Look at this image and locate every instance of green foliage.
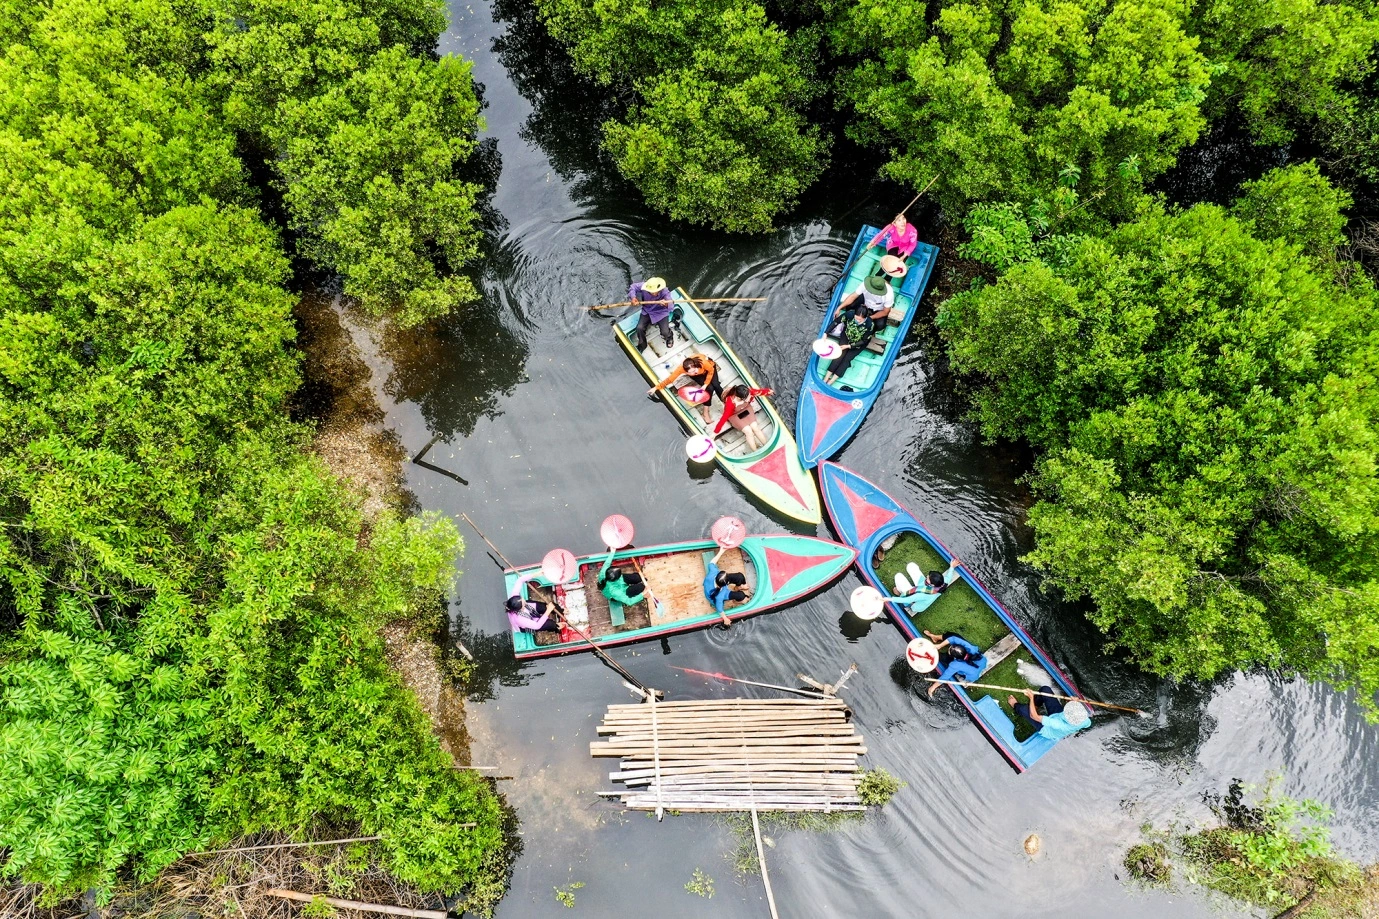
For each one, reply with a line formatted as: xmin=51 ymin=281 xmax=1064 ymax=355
xmin=1189 ymin=0 xmax=1379 ymax=160
xmin=535 ymin=0 xmax=826 ymax=231
xmin=685 ymin=868 xmax=714 ymax=898
xmin=942 ymin=188 xmax=1379 ymax=712
xmin=553 ymin=881 xmax=584 ymax=907
xmin=857 ymin=768 xmax=905 ymax=806
xmin=836 ymin=0 xmax=1210 ymax=220
xmin=602 ymin=6 xmax=828 ymax=232
xmin=1231 ymin=163 xmax=1352 ymax=271
xmin=1122 ymin=842 xmax=1171 ymax=885
xmin=201 ymin=0 xmax=486 ymax=324
xmin=0 ymin=0 xmax=504 ymax=899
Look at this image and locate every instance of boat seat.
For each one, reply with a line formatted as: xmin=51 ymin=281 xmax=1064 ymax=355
xmin=607 ymin=601 xmax=626 ymax=628
xmin=973 ymin=694 xmax=1058 ymax=762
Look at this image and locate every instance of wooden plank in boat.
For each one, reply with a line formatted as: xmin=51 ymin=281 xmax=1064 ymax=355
xmin=639 ymin=547 xmax=746 ymax=624
xmin=981 ymin=632 xmax=1021 ymax=670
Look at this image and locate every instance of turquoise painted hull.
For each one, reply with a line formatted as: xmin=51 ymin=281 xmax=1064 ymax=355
xmin=613 ymin=290 xmax=821 ymax=524
xmin=507 ymin=533 xmax=855 ymax=659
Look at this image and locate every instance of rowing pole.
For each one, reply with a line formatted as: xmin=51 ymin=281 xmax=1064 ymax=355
xmin=580 ymin=297 xmax=765 ymax=311
xmin=924 ymin=678 xmax=1146 ymax=715
xmin=461 ymin=513 xmax=662 ymax=699
xmin=671 ymin=666 xmax=825 ymax=698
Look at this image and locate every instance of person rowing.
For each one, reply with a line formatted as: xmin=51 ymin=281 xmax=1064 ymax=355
xmin=714 ymin=383 xmax=773 ymax=451
xmin=630 ymin=276 xmax=675 ymax=353
xmin=703 ymin=561 xmax=751 ymax=616
xmin=869 ymin=213 xmax=918 ymax=261
xmin=649 ymin=355 xmax=722 ymax=423
xmin=1009 ymin=688 xmax=1092 ymax=740
xmin=505 ymin=575 xmax=560 ymax=634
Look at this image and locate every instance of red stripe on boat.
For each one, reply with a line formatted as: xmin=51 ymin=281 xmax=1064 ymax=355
xmin=838 ymin=479 xmax=896 ymax=541
xmin=745 ymin=446 xmax=806 ymax=511
xmin=764 ymin=547 xmax=839 ymax=593
xmin=809 ymin=389 xmax=856 ymax=452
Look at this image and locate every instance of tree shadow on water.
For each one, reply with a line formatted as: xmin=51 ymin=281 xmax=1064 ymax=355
xmin=490 ymin=0 xmax=636 ymax=208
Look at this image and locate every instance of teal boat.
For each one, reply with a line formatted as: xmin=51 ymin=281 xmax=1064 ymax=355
xmin=613 ymin=289 xmax=822 ymax=524
xmin=507 ymin=533 xmax=856 ymax=659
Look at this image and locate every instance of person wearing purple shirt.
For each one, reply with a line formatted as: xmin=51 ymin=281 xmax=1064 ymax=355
xmin=505 ymin=575 xmax=560 ymax=634
xmin=869 ymin=214 xmax=919 ymax=259
xmin=630 ymin=276 xmax=675 ymax=352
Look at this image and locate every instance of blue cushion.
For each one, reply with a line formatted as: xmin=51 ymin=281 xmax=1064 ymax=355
xmin=972 ymin=695 xmax=1058 ymax=766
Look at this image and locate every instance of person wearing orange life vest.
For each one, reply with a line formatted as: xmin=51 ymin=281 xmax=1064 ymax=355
xmin=648 ymin=355 xmax=722 ymax=423
xmin=713 ymin=384 xmax=773 ymax=451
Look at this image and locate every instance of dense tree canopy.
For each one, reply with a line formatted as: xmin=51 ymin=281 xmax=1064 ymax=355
xmin=535 ymin=0 xmax=828 ymax=231
xmin=0 ymin=0 xmax=504 ymax=900
xmin=941 ymin=167 xmax=1379 ymax=710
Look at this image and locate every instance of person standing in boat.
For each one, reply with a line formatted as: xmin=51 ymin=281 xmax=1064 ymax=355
xmin=630 ymin=276 xmax=675 ymax=353
xmin=505 ymin=575 xmax=561 ymax=634
xmin=596 ymin=554 xmax=646 ymax=606
xmin=869 ymin=213 xmax=918 ymax=261
xmin=821 ymin=289 xmax=883 ymax=386
xmin=703 ymin=561 xmax=750 ymax=616
xmin=649 ymin=355 xmax=722 ymax=423
xmin=713 ymin=383 xmax=773 ymax=451
xmin=1008 ymin=688 xmax=1091 ymax=740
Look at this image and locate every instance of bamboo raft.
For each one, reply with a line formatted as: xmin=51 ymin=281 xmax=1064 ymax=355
xmin=592 ymin=698 xmax=867 ymax=813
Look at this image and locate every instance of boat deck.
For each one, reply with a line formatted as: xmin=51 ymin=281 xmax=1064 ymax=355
xmin=636 ymin=316 xmax=774 ymax=459
xmin=532 ymin=547 xmax=751 ymax=645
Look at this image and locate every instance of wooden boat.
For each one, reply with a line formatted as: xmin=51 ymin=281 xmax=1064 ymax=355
xmin=796 ymin=227 xmax=939 ymax=468
xmin=506 ymin=534 xmax=857 ymax=659
xmin=613 ymin=289 xmax=821 ymax=524
xmin=818 ymin=461 xmax=1083 ymax=772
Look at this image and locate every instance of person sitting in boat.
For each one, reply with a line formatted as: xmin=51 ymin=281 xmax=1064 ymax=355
xmin=702 ymin=562 xmax=750 ymax=615
xmin=649 ymin=355 xmax=722 ymax=423
xmin=505 ymin=576 xmax=560 ymax=634
xmin=921 ymin=627 xmax=984 ymax=697
xmin=1008 ymin=688 xmax=1091 ymax=740
xmin=869 ymin=213 xmax=919 ymax=262
xmin=714 ymin=384 xmax=773 ymax=452
xmin=892 ymin=557 xmax=961 ymax=601
xmin=630 ymin=276 xmax=675 ymax=353
xmin=838 ymin=271 xmax=895 ymax=320
xmin=821 ymin=296 xmax=882 ymax=387
xmin=597 ymin=556 xmax=646 ymax=607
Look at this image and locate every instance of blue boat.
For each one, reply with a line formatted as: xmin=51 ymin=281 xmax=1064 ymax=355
xmin=818 ymin=461 xmax=1084 ymax=772
xmin=795 ymin=227 xmax=939 ymax=468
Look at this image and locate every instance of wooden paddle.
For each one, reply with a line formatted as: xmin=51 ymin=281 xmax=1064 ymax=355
xmin=581 ymin=297 xmax=765 ymax=311
xmin=923 ymin=677 xmax=1147 ymax=715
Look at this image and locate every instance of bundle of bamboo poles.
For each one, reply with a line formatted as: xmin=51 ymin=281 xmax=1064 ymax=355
xmin=592 ymin=697 xmax=867 ymax=814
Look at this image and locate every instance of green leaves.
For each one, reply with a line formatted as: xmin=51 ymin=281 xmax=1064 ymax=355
xmin=944 ymin=184 xmax=1379 ymax=713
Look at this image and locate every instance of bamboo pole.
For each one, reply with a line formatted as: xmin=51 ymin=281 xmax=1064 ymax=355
xmin=924 ymin=678 xmax=1146 ymax=715
xmin=265 ymin=889 xmax=445 ymax=919
xmin=580 ymin=297 xmax=766 ymax=311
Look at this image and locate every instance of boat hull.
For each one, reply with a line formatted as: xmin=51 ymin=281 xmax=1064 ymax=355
xmin=614 ymin=290 xmax=822 ymax=524
xmin=818 ymin=461 xmax=1082 ymax=772
xmin=507 ymin=534 xmax=856 ymax=659
xmin=797 ymin=227 xmax=939 ymax=468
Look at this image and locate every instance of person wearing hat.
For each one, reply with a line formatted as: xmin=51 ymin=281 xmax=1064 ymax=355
xmin=838 ymin=272 xmax=895 ymax=320
xmin=630 ymin=276 xmax=675 ymax=353
xmin=1009 ymin=687 xmax=1091 ymax=740
xmin=870 ymin=213 xmax=919 ymax=259
xmin=822 ymin=278 xmax=886 ymax=386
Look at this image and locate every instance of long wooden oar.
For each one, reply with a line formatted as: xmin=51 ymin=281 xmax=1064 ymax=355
xmin=581 ymin=297 xmax=765 ymax=311
xmin=671 ymin=666 xmax=825 ymax=698
xmin=924 ymin=677 xmax=1146 ymax=715
xmin=897 ymin=173 xmax=940 ymax=219
xmin=462 ymin=513 xmax=662 ymax=698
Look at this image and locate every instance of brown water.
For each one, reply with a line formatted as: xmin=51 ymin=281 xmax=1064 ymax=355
xmin=344 ymin=3 xmax=1379 ymax=914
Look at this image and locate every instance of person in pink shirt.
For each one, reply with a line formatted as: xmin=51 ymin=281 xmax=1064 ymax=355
xmin=505 ymin=575 xmax=561 ymax=634
xmin=869 ymin=213 xmax=918 ymax=260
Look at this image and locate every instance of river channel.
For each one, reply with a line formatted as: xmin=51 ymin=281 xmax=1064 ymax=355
xmin=339 ymin=1 xmax=1379 ymax=915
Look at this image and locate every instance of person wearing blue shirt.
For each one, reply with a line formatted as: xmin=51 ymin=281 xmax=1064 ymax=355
xmin=890 ymin=557 xmax=961 ymax=607
xmin=1009 ymin=688 xmax=1091 ymax=740
xmin=703 ymin=562 xmax=750 ymax=615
